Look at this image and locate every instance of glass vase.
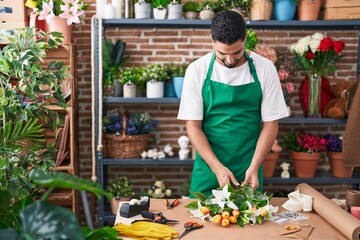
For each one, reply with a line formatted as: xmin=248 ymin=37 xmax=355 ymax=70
xmin=308 ymin=73 xmax=321 ymax=118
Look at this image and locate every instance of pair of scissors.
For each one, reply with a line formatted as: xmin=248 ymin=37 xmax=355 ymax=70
xmin=178 ymin=221 xmax=203 ymax=239
xmin=138 ymin=211 xmax=179 ymax=224
xmin=163 ymin=198 xmax=179 ymax=209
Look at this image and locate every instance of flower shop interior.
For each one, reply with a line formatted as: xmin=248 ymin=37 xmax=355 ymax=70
xmin=1 ymin=0 xmax=360 ymax=239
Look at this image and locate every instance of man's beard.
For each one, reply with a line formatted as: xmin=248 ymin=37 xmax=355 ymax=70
xmin=216 ymin=54 xmax=244 ymax=68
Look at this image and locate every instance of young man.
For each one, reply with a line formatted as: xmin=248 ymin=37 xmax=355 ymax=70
xmin=177 ymin=10 xmax=288 ymax=196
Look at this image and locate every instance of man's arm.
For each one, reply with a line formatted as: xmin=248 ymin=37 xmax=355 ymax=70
xmin=186 ymin=120 xmax=240 ymax=188
xmin=241 ymin=120 xmax=279 ymax=190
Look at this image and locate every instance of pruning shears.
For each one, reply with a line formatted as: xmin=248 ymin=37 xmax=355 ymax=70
xmin=131 ymin=211 xmax=179 ymax=225
xmin=163 ymin=198 xmax=180 ymax=209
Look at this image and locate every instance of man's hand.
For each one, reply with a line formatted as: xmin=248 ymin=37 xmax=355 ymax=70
xmin=241 ymin=167 xmax=259 ymax=190
xmin=215 ymin=165 xmax=240 ymax=188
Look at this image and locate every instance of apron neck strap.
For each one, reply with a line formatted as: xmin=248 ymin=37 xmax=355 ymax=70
xmin=206 ymin=51 xmax=260 ymax=83
xmin=244 ymin=51 xmax=259 ymax=83
xmin=206 ymin=53 xmax=216 ymax=81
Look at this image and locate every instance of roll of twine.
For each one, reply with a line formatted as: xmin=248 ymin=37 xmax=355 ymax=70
xmin=346 ymin=190 xmax=360 ymax=210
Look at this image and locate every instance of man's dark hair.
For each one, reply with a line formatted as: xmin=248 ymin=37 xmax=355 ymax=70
xmin=211 ymin=10 xmax=246 ymax=44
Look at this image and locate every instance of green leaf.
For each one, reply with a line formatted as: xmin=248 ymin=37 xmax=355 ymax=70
xmin=82 ymin=226 xmax=118 ymax=240
xmin=20 ymin=201 xmax=85 ymax=240
xmin=189 ymin=191 xmax=208 ymax=202
xmin=184 ymin=201 xmax=199 ymax=209
xmin=30 ymin=170 xmax=112 ymax=199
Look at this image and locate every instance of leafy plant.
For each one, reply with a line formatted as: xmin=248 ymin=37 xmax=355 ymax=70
xmin=141 ymin=63 xmax=169 ymax=82
xmin=180 ymin=180 xmax=190 ymax=197
xmin=107 ymin=176 xmax=135 ymax=198
xmin=245 ymin=29 xmax=258 ymax=51
xmin=119 ymin=66 xmax=143 ymax=85
xmin=0 ymin=169 xmax=116 ymax=239
xmin=183 ymin=1 xmax=200 ymax=12
xmin=166 ymin=63 xmax=188 ymax=78
xmin=103 ymin=39 xmax=128 ymax=87
xmin=152 ymin=0 xmax=170 ymax=9
xmin=0 ymin=27 xmax=68 ymax=205
xmin=199 ymin=0 xmax=220 ymax=12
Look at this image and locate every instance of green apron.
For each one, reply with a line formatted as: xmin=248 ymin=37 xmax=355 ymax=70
xmin=190 ymin=52 xmax=263 ymax=197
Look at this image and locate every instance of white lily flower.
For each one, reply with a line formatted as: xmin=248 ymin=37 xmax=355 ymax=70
xmin=246 ymin=200 xmax=279 ymax=224
xmin=206 ymin=185 xmax=238 ymax=210
xmin=189 ymin=201 xmax=213 ymax=222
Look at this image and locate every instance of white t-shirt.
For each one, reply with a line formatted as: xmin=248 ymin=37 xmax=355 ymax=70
xmin=177 ymin=52 xmax=289 ymax=122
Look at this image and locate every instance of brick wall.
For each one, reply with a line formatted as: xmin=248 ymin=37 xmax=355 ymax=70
xmin=75 ymin=1 xmax=358 ymax=222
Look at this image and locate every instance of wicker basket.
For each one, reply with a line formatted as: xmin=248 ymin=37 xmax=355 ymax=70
xmin=103 ymin=112 xmax=150 ymax=158
xmin=103 ymin=133 xmax=150 ymax=158
xmin=250 ymin=0 xmax=273 ymax=20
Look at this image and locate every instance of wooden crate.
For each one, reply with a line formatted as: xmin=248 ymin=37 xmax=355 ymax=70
xmin=0 ymin=0 xmax=27 ymax=21
xmin=319 ymin=7 xmax=360 ymax=20
xmin=320 ymin=0 xmax=360 ymax=20
xmin=322 ymin=0 xmax=360 ymax=8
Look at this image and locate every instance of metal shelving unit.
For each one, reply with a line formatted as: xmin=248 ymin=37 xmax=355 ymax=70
xmin=92 ymin=17 xmax=360 ymax=227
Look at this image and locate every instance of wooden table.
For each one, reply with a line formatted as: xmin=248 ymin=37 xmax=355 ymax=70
xmin=115 ymin=198 xmax=350 ymax=240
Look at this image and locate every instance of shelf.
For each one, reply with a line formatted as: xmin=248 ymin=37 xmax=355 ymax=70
xmin=103 ymin=158 xmax=194 ymax=165
xmin=264 ymin=172 xmax=359 ymax=186
xmin=104 ymin=97 xmax=180 ymax=104
xmin=102 ymin=19 xmax=360 ymax=30
xmin=279 ymin=117 xmax=347 ymax=124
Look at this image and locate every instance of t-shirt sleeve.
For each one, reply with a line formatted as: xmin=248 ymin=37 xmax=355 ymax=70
xmin=260 ymin=63 xmax=289 ymax=122
xmin=177 ymin=63 xmax=204 ymax=120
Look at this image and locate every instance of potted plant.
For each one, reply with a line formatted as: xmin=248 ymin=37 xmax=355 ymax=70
xmin=216 ymin=0 xmax=249 ymax=17
xmin=0 ymin=28 xmax=68 ymax=205
xmin=147 ymin=180 xmax=172 ymax=198
xmin=103 ymin=39 xmax=128 ymax=97
xmin=25 ymin=0 xmax=89 ymax=44
xmin=152 ymin=0 xmax=170 ymax=19
xmin=167 ymin=0 xmax=183 ymax=19
xmin=199 ymin=0 xmax=219 ymax=20
xmin=245 ymin=29 xmax=258 ymax=51
xmin=107 ymin=176 xmax=135 ymax=214
xmin=283 ymin=132 xmax=327 ymax=178
xmin=134 ymin=0 xmax=152 ymax=19
xmin=119 ymin=66 xmax=144 ymax=98
xmin=166 ymin=63 xmax=188 ymax=98
xmin=183 ymin=1 xmax=200 ymax=19
xmin=141 ymin=63 xmax=169 ymax=98
xmin=325 ymin=135 xmax=354 ymax=178
xmin=263 ymin=140 xmax=282 ymax=178
xmin=297 ymin=0 xmax=321 ymax=21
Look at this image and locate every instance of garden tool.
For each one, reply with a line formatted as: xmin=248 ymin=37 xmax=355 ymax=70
xmin=132 ymin=211 xmax=179 ymax=225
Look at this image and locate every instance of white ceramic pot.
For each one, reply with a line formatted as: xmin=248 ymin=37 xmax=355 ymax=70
xmin=123 ymin=82 xmax=137 ymax=98
xmin=146 ymin=80 xmax=164 ymax=98
xmin=199 ymin=9 xmax=215 ymax=20
xmin=134 ymin=2 xmax=151 ymax=19
xmin=168 ymin=4 xmax=183 ymax=19
xmin=153 ymin=8 xmax=167 ymax=19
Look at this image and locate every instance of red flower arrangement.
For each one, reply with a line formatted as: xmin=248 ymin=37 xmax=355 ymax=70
xmin=283 ymin=132 xmax=327 ymax=154
xmin=290 ymin=32 xmax=345 ymax=77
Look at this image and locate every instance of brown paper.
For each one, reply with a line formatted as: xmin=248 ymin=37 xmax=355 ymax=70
xmin=297 ymin=183 xmax=360 ymax=240
xmin=279 ymin=224 xmax=313 ymax=240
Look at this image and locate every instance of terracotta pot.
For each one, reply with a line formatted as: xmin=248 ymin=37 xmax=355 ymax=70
xmin=291 ymin=152 xmax=321 ymax=178
xmin=298 ymin=0 xmax=322 ymax=21
xmin=263 ymin=152 xmax=280 ymax=177
xmin=327 ymin=152 xmax=354 ymax=178
xmin=45 ymin=16 xmax=72 ymax=44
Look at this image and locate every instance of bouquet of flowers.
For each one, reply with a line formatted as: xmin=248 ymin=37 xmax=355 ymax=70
xmin=283 ymin=132 xmax=327 ymax=154
xmin=290 ymin=32 xmax=345 ymax=77
xmin=147 ymin=180 xmax=172 ymax=199
xmin=325 ymin=134 xmax=342 ymax=152
xmin=103 ymin=112 xmax=158 ymax=135
xmin=25 ymin=0 xmax=89 ymax=25
xmin=185 ymin=184 xmax=278 ymax=227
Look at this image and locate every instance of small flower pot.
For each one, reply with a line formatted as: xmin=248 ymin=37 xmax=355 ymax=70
xmin=173 ymin=76 xmax=184 ymax=98
xmin=153 ymin=8 xmax=167 ymax=19
xmin=263 ymin=152 xmax=280 ymax=178
xmin=168 ymin=3 xmax=183 ymax=19
xmin=298 ymin=0 xmax=321 ymax=21
xmin=199 ymin=9 xmax=215 ymax=20
xmin=146 ymin=80 xmax=164 ymax=98
xmin=123 ymin=82 xmax=137 ymax=98
xmin=185 ymin=11 xmax=198 ymax=19
xmin=291 ymin=151 xmax=321 ymax=178
xmin=134 ymin=2 xmax=152 ymax=19
xmin=327 ymin=152 xmax=354 ymax=178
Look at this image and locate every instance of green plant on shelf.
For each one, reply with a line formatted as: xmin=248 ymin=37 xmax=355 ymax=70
xmin=107 ymin=176 xmax=135 ymax=198
xmin=183 ymin=1 xmax=200 ymax=12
